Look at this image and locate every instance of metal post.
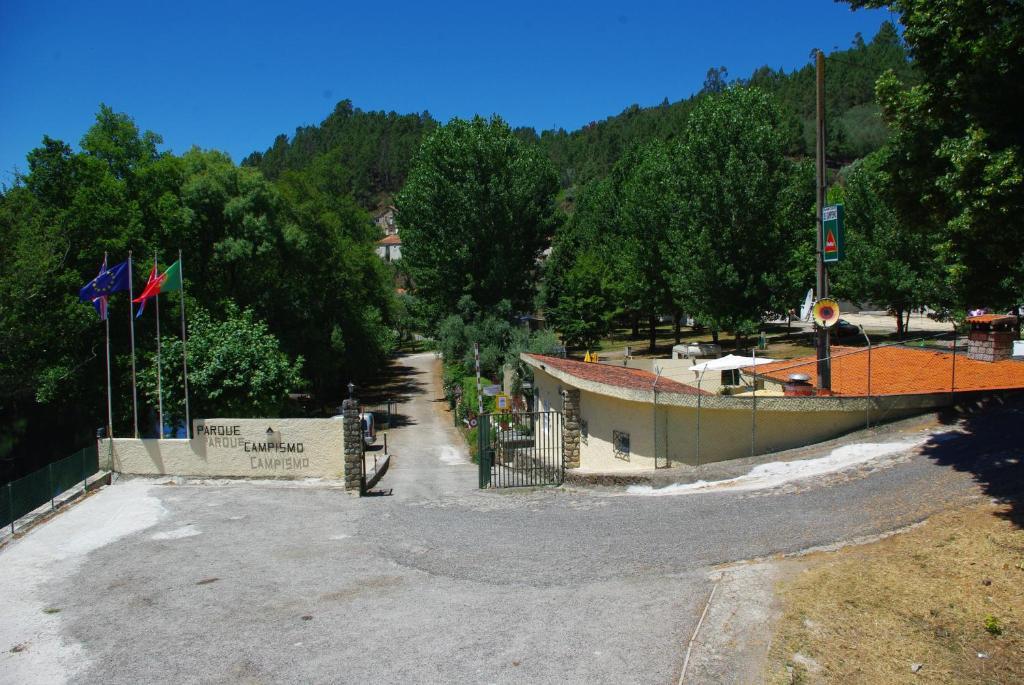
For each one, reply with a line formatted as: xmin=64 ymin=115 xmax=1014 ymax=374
xmin=814 ymin=48 xmax=832 ymax=391
xmin=128 ymin=251 xmax=139 ymax=438
xmin=696 ymin=366 xmax=708 ymax=466
xmin=951 ymin=324 xmax=957 ymax=400
xmin=751 ymin=348 xmax=757 ymax=457
xmin=154 ymin=253 xmax=164 ymax=438
xmin=8 ymin=482 xmax=13 ymax=534
xmin=652 ymin=366 xmax=663 ymax=468
xmin=49 ymin=463 xmax=54 ymax=510
xmin=178 ymin=249 xmax=191 ymax=439
xmin=861 ymin=325 xmax=872 ymax=429
xmin=474 ymin=343 xmax=483 ymax=417
xmin=103 ymin=252 xmax=114 ymax=439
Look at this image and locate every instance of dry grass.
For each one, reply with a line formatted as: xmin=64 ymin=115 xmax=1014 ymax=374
xmin=768 ymin=503 xmax=1024 ymax=684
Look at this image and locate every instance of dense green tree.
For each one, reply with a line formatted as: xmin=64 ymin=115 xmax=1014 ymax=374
xmin=616 ymin=142 xmax=687 ymax=351
xmin=541 ymin=178 xmax=625 ymax=349
xmin=701 ymin=66 xmax=730 ymax=95
xmin=543 ymin=142 xmax=689 ymax=353
xmin=436 ymin=297 xmax=519 ymax=378
xmin=847 ymin=0 xmax=1024 ymax=312
xmin=1 ymin=106 xmax=397 ymax=479
xmin=670 ymin=87 xmax=812 ymax=340
xmin=396 ymin=115 xmax=559 ymax=322
xmin=542 ymin=250 xmax=619 ymax=350
xmin=829 ymin=150 xmax=938 ymax=336
xmin=139 ymin=302 xmax=304 ymax=428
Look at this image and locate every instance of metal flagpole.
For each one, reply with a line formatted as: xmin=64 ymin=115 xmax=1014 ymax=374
xmin=475 ymin=343 xmax=483 ymax=417
xmin=179 ymin=249 xmax=191 ymax=439
xmin=128 ymin=251 xmax=139 ymax=438
xmin=154 ymin=252 xmax=164 ymax=438
xmin=103 ymin=251 xmax=114 ymax=439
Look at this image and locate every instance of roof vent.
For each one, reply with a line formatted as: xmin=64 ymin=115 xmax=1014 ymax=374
xmin=784 ymin=373 xmax=814 ymax=397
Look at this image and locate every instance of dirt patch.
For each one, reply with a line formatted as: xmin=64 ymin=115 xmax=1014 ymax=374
xmin=767 ymin=502 xmax=1024 ymax=683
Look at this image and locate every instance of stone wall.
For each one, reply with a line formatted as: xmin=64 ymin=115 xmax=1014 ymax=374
xmin=341 ymin=399 xmax=364 ymax=491
xmin=100 ymin=418 xmax=346 ymax=479
xmin=561 ymin=388 xmax=581 ymax=469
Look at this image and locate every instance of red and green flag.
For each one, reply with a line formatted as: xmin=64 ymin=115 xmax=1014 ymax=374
xmin=133 ymin=259 xmax=182 ymax=316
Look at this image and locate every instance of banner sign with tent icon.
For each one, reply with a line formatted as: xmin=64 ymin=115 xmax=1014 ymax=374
xmin=822 ymin=203 xmax=845 ymax=263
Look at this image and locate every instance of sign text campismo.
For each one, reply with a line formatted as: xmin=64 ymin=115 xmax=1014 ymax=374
xmin=194 ymin=422 xmax=309 ymax=470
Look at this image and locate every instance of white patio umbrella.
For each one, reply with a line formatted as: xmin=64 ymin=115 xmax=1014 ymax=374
xmin=687 ymin=354 xmax=778 ymax=373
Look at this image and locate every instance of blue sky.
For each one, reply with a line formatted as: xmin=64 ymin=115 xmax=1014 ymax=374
xmin=0 ymin=1 xmax=897 ymax=182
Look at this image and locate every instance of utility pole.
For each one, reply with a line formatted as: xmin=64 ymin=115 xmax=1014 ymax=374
xmin=815 ymin=48 xmax=832 ymax=391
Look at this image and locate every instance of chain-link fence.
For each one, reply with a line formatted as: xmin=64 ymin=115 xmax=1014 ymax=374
xmin=2 ymin=443 xmax=100 ymax=532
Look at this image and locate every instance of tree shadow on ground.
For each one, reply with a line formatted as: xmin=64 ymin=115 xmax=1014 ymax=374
xmin=380 ymin=413 xmax=416 ymax=429
xmin=359 ymin=360 xmax=429 ymax=405
xmin=919 ymin=392 xmax=1024 ymax=527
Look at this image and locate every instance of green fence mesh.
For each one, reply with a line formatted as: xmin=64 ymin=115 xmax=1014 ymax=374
xmin=2 ymin=443 xmax=99 ymax=530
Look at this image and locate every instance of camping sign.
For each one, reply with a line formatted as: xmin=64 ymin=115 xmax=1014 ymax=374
xmin=822 ymin=204 xmax=845 ymax=263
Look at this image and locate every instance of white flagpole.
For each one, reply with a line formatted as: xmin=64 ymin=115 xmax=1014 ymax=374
xmin=103 ymin=251 xmax=113 ymax=439
xmin=155 ymin=251 xmax=164 ymax=438
xmin=178 ymin=249 xmax=191 ymax=439
xmin=128 ymin=251 xmax=139 ymax=438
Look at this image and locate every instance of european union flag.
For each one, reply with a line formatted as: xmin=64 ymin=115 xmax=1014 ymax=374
xmin=79 ymin=259 xmax=130 ymax=319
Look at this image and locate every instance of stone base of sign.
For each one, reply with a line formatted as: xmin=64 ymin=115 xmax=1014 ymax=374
xmin=100 ymin=418 xmax=345 ymax=479
xmin=341 ymin=399 xmax=364 ymax=492
xmin=561 ymin=388 xmax=581 ymax=469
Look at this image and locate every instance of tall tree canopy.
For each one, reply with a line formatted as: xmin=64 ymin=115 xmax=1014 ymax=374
xmin=396 ymin=115 xmax=560 ymax=322
xmin=541 ymin=178 xmax=626 ymax=350
xmin=829 ymin=150 xmax=939 ymax=335
xmin=543 ymin=88 xmax=814 ymax=349
xmin=1 ymin=106 xmax=396 ymax=479
xmin=848 ymin=0 xmax=1024 ymax=311
xmin=669 ymin=87 xmax=814 ymax=338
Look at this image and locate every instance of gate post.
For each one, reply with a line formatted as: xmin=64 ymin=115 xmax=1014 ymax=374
xmin=342 ymin=399 xmax=363 ymax=493
xmin=561 ymin=388 xmax=581 ymax=469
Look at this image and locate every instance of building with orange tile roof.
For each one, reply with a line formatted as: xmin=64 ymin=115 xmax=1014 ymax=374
xmin=521 ymin=341 xmax=1024 ymax=473
xmin=750 ymin=345 xmax=1024 ymax=397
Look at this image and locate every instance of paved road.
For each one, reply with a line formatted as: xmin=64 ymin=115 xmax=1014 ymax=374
xmin=2 ymin=352 xmax=1017 ymax=684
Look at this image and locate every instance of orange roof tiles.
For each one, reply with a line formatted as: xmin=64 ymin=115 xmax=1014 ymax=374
xmin=966 ymin=314 xmax=1018 ymax=325
xmin=751 ymin=345 xmax=1024 ymax=396
xmin=377 ymin=234 xmax=402 ymax=245
xmin=527 ymin=354 xmax=709 ymax=395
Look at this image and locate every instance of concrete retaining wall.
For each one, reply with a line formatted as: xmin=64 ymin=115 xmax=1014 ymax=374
xmin=100 ymin=418 xmax=346 ymax=479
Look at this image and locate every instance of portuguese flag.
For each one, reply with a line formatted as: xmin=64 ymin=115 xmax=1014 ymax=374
xmin=133 ymin=259 xmax=182 ymax=311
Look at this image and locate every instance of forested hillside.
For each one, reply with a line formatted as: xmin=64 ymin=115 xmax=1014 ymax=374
xmin=242 ymin=100 xmax=437 ymax=207
xmin=528 ymin=21 xmax=911 ymax=187
xmin=246 ymin=22 xmax=912 ymax=199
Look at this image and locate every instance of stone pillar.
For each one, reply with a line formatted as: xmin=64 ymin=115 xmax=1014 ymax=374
xmin=561 ymin=388 xmax=581 ymax=469
xmin=342 ymin=399 xmax=363 ymax=493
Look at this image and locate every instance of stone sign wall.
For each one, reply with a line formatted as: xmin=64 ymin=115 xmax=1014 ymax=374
xmin=101 ymin=418 xmax=345 ymax=479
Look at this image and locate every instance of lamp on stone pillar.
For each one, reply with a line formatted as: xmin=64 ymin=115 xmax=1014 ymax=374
xmin=347 ymin=382 xmax=355 ymax=400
